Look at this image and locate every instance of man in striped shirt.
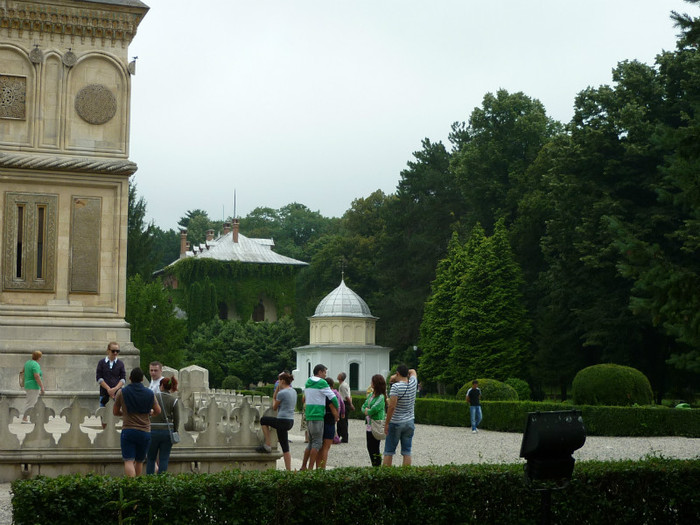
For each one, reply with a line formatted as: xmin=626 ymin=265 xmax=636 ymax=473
xmin=383 ymin=364 xmax=418 ymax=466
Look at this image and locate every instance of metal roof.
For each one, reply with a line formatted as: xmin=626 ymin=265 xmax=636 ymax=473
xmin=312 ymin=279 xmax=375 ymax=318
xmin=171 ymin=231 xmax=308 ymax=267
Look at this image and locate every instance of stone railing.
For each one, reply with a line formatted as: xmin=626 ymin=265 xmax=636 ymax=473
xmin=0 ymin=392 xmax=279 ymax=482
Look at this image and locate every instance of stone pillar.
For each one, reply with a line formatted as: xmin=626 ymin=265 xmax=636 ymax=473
xmin=0 ymin=0 xmax=149 ymax=410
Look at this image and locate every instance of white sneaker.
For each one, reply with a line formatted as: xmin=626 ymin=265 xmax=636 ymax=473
xmin=472 ymin=429 xmax=477 ymax=433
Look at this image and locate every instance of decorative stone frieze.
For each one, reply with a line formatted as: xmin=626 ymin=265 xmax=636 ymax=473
xmin=0 ymin=0 xmax=149 ymax=47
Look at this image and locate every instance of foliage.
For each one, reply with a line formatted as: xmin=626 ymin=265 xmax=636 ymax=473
xmin=505 ymin=377 xmax=532 ymax=401
xmin=221 ymin=375 xmax=243 ymax=390
xmin=572 ymin=364 xmax=654 ymax=406
xmin=420 ymin=220 xmax=531 ymax=388
xmin=185 ymin=317 xmax=301 ymax=387
xmin=127 ymin=180 xmax=156 ymax=279
xmin=169 ymin=258 xmax=301 ymax=324
xmin=373 ymin=138 xmax=464 ymax=356
xmin=12 ymin=460 xmax=700 ymax=524
xmin=125 ymin=275 xmax=186 ymax=370
xmin=456 ymin=378 xmax=518 ymax=401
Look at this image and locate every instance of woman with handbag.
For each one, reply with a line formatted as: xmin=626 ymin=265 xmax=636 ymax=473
xmin=146 ymin=376 xmax=180 ymax=475
xmin=362 ymin=374 xmax=387 ymax=467
xmin=22 ymin=351 xmax=45 ymax=423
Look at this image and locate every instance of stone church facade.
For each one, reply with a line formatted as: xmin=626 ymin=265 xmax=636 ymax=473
xmin=0 ymin=0 xmax=149 ymax=406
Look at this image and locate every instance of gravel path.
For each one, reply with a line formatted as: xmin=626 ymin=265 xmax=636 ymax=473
xmin=2 ymin=415 xmax=698 ymax=524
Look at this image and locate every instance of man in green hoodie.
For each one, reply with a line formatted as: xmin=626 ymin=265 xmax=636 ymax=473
xmin=300 ymin=364 xmax=338 ymax=470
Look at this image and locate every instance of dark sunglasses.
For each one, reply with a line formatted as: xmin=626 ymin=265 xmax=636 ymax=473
xmin=110 ymin=349 xmax=120 ymax=354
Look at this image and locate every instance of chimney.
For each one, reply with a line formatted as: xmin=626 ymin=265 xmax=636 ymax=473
xmin=179 ymin=229 xmax=188 ymax=258
xmin=232 ymin=218 xmax=239 ymax=243
xmin=206 ymin=229 xmax=215 ymax=242
xmin=223 ymin=222 xmax=231 ymax=236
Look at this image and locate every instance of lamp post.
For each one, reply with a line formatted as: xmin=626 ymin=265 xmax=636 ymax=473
xmin=519 ymin=410 xmax=586 ymax=525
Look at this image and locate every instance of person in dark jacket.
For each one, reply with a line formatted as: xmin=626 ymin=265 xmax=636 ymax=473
xmin=96 ymin=342 xmax=126 ymax=407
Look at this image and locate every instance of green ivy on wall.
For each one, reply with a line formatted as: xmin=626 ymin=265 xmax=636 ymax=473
xmin=168 ymin=258 xmax=301 ymax=322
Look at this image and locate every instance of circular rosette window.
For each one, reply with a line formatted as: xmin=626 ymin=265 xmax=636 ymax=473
xmin=74 ymin=84 xmax=117 ymax=125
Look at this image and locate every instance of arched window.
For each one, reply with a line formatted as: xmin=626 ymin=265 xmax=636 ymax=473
xmin=252 ymin=299 xmax=265 ymax=322
xmin=349 ymin=362 xmax=359 ymax=391
xmin=218 ymin=302 xmax=228 ymax=320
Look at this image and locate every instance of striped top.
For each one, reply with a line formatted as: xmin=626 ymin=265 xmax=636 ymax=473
xmin=389 ymin=376 xmax=417 ymax=423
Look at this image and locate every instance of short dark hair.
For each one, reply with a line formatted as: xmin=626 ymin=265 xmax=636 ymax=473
xmin=130 ymin=367 xmax=144 ymax=383
xmin=313 ymin=364 xmax=327 ymax=375
xmin=326 ymin=377 xmax=334 ymax=388
xmin=397 ymin=364 xmax=409 ymax=377
xmin=337 ymin=372 xmax=347 ymax=381
xmin=472 ymin=380 xmax=479 ymax=385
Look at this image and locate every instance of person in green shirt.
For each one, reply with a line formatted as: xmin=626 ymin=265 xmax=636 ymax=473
xmin=22 ymin=350 xmax=45 ymax=423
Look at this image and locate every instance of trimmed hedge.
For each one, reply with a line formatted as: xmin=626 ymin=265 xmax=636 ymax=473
xmin=12 ymin=459 xmax=700 ymax=524
xmin=345 ymin=397 xmax=700 ymax=437
xmin=456 ymin=378 xmax=519 ymax=401
xmin=572 ymin=364 xmax=654 ymax=406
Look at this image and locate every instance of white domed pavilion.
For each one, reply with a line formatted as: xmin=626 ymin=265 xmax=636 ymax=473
xmin=292 ymin=278 xmax=391 ymax=391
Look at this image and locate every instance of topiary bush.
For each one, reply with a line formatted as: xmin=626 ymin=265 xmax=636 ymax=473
xmin=456 ymin=378 xmax=518 ymax=401
xmin=221 ymin=375 xmax=243 ymax=390
xmin=572 ymin=364 xmax=654 ymax=406
xmin=505 ymin=378 xmax=531 ymax=400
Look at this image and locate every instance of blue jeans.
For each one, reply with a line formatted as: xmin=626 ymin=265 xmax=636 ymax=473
xmin=146 ymin=429 xmax=173 ymax=474
xmin=470 ymin=406 xmax=482 ymax=431
xmin=383 ymin=419 xmax=415 ymax=457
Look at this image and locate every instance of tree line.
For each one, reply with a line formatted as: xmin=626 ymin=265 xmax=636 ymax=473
xmin=126 ymin=3 xmax=700 ymax=399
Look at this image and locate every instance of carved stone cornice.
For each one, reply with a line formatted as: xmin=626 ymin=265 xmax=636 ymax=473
xmin=0 ymin=151 xmax=137 ymax=175
xmin=0 ymin=0 xmax=149 ymax=47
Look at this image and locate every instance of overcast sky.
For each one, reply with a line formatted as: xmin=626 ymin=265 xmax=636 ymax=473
xmin=128 ymin=0 xmax=692 ymax=230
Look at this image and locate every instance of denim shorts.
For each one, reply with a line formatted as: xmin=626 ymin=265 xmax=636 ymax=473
xmin=383 ymin=419 xmax=415 ymax=457
xmin=121 ymin=428 xmax=151 ymax=462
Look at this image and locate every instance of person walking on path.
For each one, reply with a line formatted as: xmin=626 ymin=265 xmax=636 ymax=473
xmin=22 ymin=351 xmax=45 ymax=423
xmin=362 ymin=374 xmax=386 ymax=466
xmin=466 ymin=380 xmax=482 ymax=433
xmin=113 ymin=368 xmax=160 ymax=477
xmin=336 ymin=372 xmax=354 ymax=443
xmin=96 ymin=342 xmax=126 ymax=407
xmin=383 ymin=365 xmax=418 ymax=467
xmin=257 ymin=372 xmax=297 ymax=471
xmin=146 ymin=376 xmax=180 ymax=475
xmin=300 ymin=364 xmax=338 ymax=470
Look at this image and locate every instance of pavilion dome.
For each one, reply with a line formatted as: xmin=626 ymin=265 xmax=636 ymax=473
xmin=313 ymin=279 xmax=374 ymax=318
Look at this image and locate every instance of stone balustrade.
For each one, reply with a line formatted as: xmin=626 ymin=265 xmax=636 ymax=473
xmin=0 ymin=391 xmax=279 ymax=482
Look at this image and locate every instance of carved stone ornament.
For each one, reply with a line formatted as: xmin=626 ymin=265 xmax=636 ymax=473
xmin=0 ymin=75 xmax=26 ymax=120
xmin=62 ymin=50 xmax=77 ymax=68
xmin=29 ymin=47 xmax=44 ymax=64
xmin=74 ymin=84 xmax=117 ymax=125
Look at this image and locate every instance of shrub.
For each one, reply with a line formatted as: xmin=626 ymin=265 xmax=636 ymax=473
xmin=221 ymin=375 xmax=243 ymax=390
xmin=505 ymin=378 xmax=531 ymax=400
xmin=572 ymin=364 xmax=654 ymax=406
xmin=11 ymin=459 xmax=700 ymax=524
xmin=456 ymin=378 xmax=518 ymax=401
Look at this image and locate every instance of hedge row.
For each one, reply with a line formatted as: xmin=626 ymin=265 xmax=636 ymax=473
xmin=12 ymin=458 xmax=700 ymax=524
xmin=344 ymin=396 xmax=700 ymax=437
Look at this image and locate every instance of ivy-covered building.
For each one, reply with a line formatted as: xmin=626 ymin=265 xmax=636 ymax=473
xmin=160 ymin=219 xmax=308 ymax=324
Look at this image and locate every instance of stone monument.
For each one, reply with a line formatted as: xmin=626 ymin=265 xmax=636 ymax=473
xmin=0 ymin=0 xmax=149 ymax=410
